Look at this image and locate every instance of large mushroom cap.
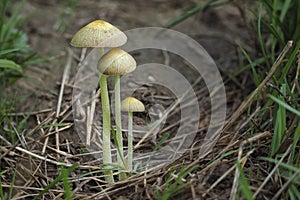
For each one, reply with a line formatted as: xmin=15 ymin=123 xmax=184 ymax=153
xmin=98 ymin=48 xmax=136 ymax=75
xmin=121 ymin=97 xmax=145 ymax=113
xmin=70 ymin=20 xmax=127 ymax=47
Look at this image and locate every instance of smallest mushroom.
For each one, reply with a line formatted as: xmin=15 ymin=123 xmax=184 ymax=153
xmin=121 ymin=97 xmax=145 ymax=171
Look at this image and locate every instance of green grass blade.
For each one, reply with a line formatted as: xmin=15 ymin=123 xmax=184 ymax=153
xmin=270 ymin=84 xmax=287 ymax=155
xmin=0 ymin=0 xmax=25 ymax=43
xmin=0 ymin=0 xmax=8 ymax=25
xmin=21 ymin=54 xmax=58 ymax=67
xmin=291 ymin=123 xmax=300 ymax=160
xmin=8 ymin=168 xmax=16 ymax=200
xmin=53 ymin=0 xmax=78 ymax=33
xmin=0 ymin=48 xmax=23 ymax=56
xmin=33 ymin=163 xmax=78 ymax=200
xmin=290 ymin=184 xmax=300 ymax=199
xmin=165 ymin=0 xmax=214 ymax=28
xmin=111 ymin=126 xmax=126 ymax=170
xmin=259 ymin=157 xmax=299 ymax=172
xmin=269 ymin=95 xmax=300 ymax=117
xmin=17 ymin=104 xmax=36 ymax=132
xmin=238 ymin=44 xmax=260 ymax=86
xmin=268 ymin=24 xmax=285 ymax=47
xmin=258 ymin=0 xmax=288 ymax=37
xmin=290 ymin=1 xmax=300 ymax=41
xmin=279 ymin=0 xmax=293 ymax=21
xmin=237 ymin=163 xmax=254 ymax=200
xmin=0 ymin=59 xmax=23 ymax=73
xmin=146 ymin=133 xmax=169 ymax=164
xmin=257 ymin=2 xmax=271 ymax=68
xmin=80 ymin=169 xmax=116 ymax=178
xmin=164 ymin=0 xmax=230 ymax=29
xmin=61 ymin=165 xmax=73 ymax=200
xmin=156 ymin=164 xmax=199 ymax=200
xmin=279 ymin=41 xmax=300 ymax=83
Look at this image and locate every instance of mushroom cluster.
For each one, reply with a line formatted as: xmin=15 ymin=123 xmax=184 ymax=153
xmin=71 ymin=20 xmax=144 ymax=183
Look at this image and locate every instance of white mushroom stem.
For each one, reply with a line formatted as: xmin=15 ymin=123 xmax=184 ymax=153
xmin=127 ymin=111 xmax=133 ymax=171
xmin=121 ymin=97 xmax=144 ymax=172
xmin=98 ymin=49 xmax=137 ymax=178
xmin=100 ymin=73 xmax=114 ymax=183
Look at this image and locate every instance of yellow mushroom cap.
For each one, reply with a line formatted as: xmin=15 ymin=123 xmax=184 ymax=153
xmin=121 ymin=97 xmax=145 ymax=113
xmin=70 ymin=20 xmax=127 ymax=47
xmin=98 ymin=48 xmax=136 ymax=75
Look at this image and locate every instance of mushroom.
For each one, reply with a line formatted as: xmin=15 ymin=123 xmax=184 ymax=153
xmin=121 ymin=97 xmax=145 ymax=171
xmin=70 ymin=20 xmax=127 ymax=49
xmin=98 ymin=48 xmax=137 ymax=177
xmin=70 ymin=20 xmax=127 ymax=183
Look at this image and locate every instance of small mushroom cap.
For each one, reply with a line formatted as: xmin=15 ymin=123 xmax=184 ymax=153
xmin=98 ymin=48 xmax=136 ymax=75
xmin=121 ymin=97 xmax=145 ymax=113
xmin=70 ymin=20 xmax=127 ymax=47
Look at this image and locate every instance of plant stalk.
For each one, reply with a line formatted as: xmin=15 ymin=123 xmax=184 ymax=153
xmin=100 ymin=74 xmax=114 ymax=183
xmin=114 ymin=75 xmax=126 ymax=179
xmin=127 ymin=112 xmax=133 ymax=171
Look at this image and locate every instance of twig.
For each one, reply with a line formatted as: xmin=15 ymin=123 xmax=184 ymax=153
xmin=271 ymin=165 xmax=300 ymax=200
xmin=0 ymin=184 xmax=64 ymax=193
xmin=41 ymin=105 xmax=72 ymax=154
xmin=11 ymin=123 xmax=27 ymax=149
xmin=86 ymin=89 xmax=99 ymax=146
xmin=15 ymin=146 xmax=70 ymax=166
xmin=205 ymin=149 xmax=254 ymax=196
xmin=6 ymin=108 xmax=53 ymax=116
xmin=57 ymin=48 xmax=73 ymax=118
xmin=134 ymin=76 xmax=203 ymax=149
xmin=26 ymin=111 xmax=56 ymax=138
xmin=78 ymin=47 xmax=87 ymax=67
xmin=38 ymin=115 xmax=48 ymax=155
xmin=55 ymin=48 xmax=73 ymax=153
xmin=223 ymin=40 xmax=293 ymax=133
xmin=0 ymin=146 xmax=16 ymax=156
xmin=291 ymin=50 xmax=300 ymax=94
xmin=253 ymin=144 xmax=292 ymax=198
xmin=215 ymin=41 xmax=293 ymax=162
xmin=86 ymin=105 xmax=91 ymax=146
xmin=14 ymin=145 xmax=102 ymax=170
xmin=237 ymin=106 xmax=261 ymax=133
xmin=230 ymin=131 xmax=272 ymax=200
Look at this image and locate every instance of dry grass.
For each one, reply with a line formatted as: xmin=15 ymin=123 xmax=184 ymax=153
xmin=1 ymin=1 xmax=300 ymax=199
xmin=0 ymin=42 xmax=293 ymax=199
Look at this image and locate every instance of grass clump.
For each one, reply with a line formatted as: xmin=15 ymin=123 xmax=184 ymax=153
xmin=167 ymin=0 xmax=300 ymax=198
xmin=235 ymin=0 xmax=300 ymax=199
xmin=0 ymin=0 xmax=51 ymax=89
xmin=154 ymin=165 xmax=199 ymax=200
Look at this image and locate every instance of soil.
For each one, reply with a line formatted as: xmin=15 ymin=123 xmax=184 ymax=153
xmin=3 ymin=0 xmax=263 ymax=199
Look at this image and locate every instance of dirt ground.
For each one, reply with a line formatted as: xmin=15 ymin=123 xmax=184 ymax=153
xmin=18 ymin=0 xmax=251 ymax=97
xmin=4 ymin=0 xmax=262 ymax=199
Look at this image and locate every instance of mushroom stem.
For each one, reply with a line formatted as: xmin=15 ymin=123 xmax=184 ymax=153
xmin=127 ymin=111 xmax=133 ymax=171
xmin=100 ymin=74 xmax=114 ymax=183
xmin=114 ymin=75 xmax=126 ymax=179
xmin=121 ymin=97 xmax=144 ymax=172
